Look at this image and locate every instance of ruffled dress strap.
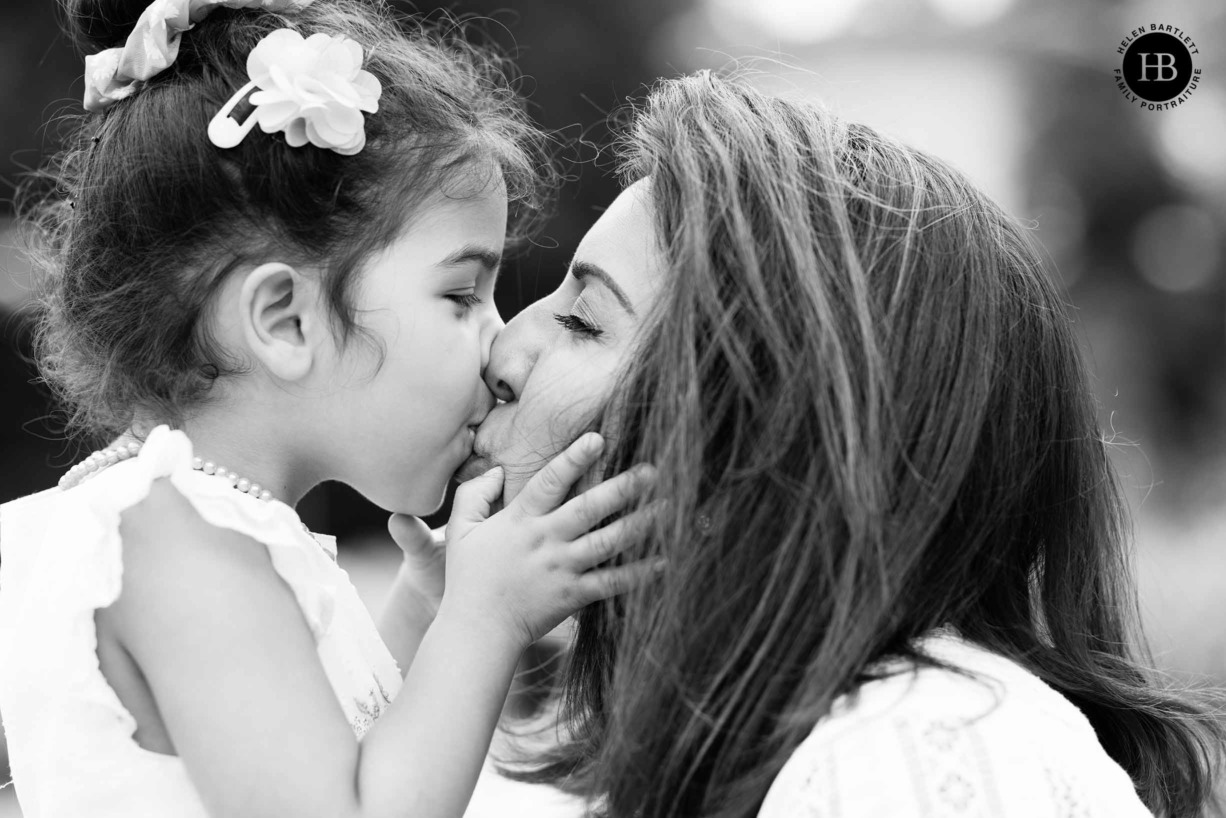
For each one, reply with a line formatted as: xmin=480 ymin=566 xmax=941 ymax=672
xmin=0 ymin=425 xmax=403 ymax=817
xmin=108 ymin=428 xmax=403 ymax=731
xmin=79 ymin=425 xmax=338 ymax=636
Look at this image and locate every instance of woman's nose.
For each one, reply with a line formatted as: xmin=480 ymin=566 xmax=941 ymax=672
xmin=483 ymin=303 xmax=542 ymax=402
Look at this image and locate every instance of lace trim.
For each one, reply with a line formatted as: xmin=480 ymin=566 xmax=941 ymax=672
xmin=350 ymin=675 xmax=396 ymax=739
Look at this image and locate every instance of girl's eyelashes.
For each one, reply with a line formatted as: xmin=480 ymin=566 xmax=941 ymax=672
xmin=553 ymin=312 xmax=604 ymax=339
xmin=446 ymin=292 xmax=483 ymax=312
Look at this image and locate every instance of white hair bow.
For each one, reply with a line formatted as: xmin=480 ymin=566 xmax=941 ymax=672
xmin=82 ymin=0 xmax=313 ymax=112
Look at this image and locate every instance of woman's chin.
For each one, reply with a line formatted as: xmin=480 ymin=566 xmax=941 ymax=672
xmin=452 ymin=455 xmax=509 ymax=514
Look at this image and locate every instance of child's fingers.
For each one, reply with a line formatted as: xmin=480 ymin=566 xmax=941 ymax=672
xmin=387 ymin=513 xmax=434 ymax=557
xmin=573 ymin=557 xmax=667 ymax=605
xmin=514 ymin=433 xmax=604 ymax=518
xmin=567 ymin=501 xmax=664 ymax=572
xmin=449 ymin=466 xmax=504 ymax=536
xmin=553 ymin=463 xmax=656 ymax=541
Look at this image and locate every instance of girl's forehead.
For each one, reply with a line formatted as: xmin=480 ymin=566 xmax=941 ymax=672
xmin=365 ymin=184 xmax=508 ymax=279
xmin=402 ymin=176 xmax=509 ymax=232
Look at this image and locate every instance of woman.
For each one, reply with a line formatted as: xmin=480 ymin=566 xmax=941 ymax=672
xmin=456 ymin=72 xmax=1222 ymax=816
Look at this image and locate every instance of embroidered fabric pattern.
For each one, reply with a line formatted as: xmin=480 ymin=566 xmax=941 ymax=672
xmin=1045 ymin=764 xmax=1093 ymax=818
xmin=895 ymin=716 xmax=1006 ymax=816
xmin=755 ymin=634 xmax=1154 ymax=818
xmin=350 ymin=676 xmax=396 ymax=739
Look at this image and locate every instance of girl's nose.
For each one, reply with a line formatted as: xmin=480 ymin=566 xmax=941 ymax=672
xmin=483 ymin=302 xmax=544 ymax=402
xmin=479 ymin=309 xmax=505 ymax=375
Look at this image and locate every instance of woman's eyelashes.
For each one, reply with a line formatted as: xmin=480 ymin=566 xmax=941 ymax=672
xmin=553 ymin=312 xmax=604 ymax=339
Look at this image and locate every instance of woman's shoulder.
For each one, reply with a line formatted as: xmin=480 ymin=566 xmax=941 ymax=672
xmin=757 ymin=631 xmax=1152 ymax=818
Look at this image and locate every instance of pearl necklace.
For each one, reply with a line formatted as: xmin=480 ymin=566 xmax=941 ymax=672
xmin=59 ymin=442 xmax=276 ymax=502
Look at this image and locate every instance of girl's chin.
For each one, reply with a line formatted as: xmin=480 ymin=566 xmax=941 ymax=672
xmin=363 ymin=471 xmax=450 ymax=517
xmin=388 ymin=487 xmax=448 ymax=518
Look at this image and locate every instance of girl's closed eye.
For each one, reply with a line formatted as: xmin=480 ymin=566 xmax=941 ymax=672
xmin=447 ymin=291 xmax=483 ymax=313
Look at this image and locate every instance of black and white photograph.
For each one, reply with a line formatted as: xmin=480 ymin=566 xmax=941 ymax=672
xmin=0 ymin=0 xmax=1223 ymax=815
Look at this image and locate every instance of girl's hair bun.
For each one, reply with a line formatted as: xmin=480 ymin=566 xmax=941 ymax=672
xmin=64 ymin=0 xmax=155 ymax=52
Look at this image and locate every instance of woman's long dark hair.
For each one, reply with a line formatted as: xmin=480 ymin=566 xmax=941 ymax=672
xmin=510 ymin=72 xmax=1223 ymax=817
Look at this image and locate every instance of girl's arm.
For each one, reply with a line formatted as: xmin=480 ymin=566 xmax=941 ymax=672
xmin=377 ymin=522 xmax=571 ymax=724
xmin=105 ymin=437 xmax=657 ymax=818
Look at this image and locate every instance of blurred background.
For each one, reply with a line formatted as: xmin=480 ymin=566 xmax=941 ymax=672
xmin=1 ymin=0 xmax=1223 ymax=814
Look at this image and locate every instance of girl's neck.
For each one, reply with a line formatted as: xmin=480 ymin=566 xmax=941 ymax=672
xmin=122 ymin=412 xmax=322 ymax=508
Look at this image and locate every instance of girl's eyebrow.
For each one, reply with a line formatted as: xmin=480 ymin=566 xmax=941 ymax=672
xmin=436 ymin=244 xmax=503 ymax=273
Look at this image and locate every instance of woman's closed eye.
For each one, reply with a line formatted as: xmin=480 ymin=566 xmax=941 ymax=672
xmin=553 ymin=312 xmax=604 ymax=339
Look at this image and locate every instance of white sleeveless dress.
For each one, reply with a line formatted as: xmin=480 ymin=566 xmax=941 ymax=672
xmin=0 ymin=426 xmax=404 ymax=817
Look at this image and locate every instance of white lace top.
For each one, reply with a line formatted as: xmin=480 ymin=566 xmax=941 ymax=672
xmin=0 ymin=426 xmax=403 ymax=818
xmin=758 ymin=632 xmax=1153 ymax=817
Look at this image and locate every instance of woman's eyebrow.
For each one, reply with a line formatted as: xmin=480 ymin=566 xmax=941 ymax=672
xmin=571 ymin=259 xmax=635 ymax=316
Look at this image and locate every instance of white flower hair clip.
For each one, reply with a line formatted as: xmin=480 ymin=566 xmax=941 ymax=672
xmin=208 ymin=28 xmax=382 ymax=155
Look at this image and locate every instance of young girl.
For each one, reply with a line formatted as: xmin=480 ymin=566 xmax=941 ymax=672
xmin=0 ymin=1 xmax=660 ymax=816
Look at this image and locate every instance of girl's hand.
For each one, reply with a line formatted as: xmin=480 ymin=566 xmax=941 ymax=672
xmin=387 ymin=514 xmax=446 ymax=616
xmin=441 ymin=432 xmax=662 ymax=649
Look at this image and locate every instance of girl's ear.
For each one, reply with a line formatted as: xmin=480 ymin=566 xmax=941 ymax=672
xmin=237 ymin=262 xmax=323 ymax=382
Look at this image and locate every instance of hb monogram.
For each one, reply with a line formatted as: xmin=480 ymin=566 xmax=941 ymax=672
xmin=1137 ymin=53 xmax=1178 ymax=81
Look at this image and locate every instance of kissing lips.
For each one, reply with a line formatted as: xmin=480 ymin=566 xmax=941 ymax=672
xmin=455 ymin=412 xmax=500 ymax=483
xmin=455 ymin=447 xmax=493 ymax=483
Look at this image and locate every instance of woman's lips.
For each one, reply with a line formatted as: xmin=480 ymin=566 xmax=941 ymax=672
xmin=455 ymin=413 xmax=498 ymax=482
xmin=454 ymin=449 xmax=493 ymax=483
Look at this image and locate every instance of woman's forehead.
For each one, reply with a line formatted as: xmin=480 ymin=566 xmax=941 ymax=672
xmin=572 ymin=180 xmax=664 ymax=311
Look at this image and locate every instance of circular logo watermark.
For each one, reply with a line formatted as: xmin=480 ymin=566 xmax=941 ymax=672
xmin=1114 ymin=24 xmax=1202 ymax=110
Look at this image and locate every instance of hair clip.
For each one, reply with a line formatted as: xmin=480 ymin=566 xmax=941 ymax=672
xmin=208 ymin=28 xmax=381 ymax=155
xmin=207 ymin=80 xmax=260 ymax=148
